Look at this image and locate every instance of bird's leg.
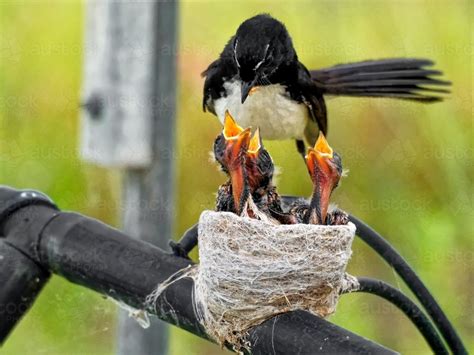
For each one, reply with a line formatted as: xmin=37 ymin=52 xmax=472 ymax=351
xmin=169 ymin=223 xmax=199 ymax=259
xmin=295 ymin=139 xmax=306 ymax=161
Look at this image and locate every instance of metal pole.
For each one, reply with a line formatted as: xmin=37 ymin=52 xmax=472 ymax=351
xmin=80 ymin=0 xmax=178 ymax=353
xmin=118 ymin=1 xmax=178 ymax=354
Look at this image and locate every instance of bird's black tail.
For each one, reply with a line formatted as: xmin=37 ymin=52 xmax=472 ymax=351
xmin=311 ymin=58 xmax=451 ymax=102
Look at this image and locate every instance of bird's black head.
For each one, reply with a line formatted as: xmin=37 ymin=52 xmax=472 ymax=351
xmin=233 ymin=14 xmax=297 ymax=103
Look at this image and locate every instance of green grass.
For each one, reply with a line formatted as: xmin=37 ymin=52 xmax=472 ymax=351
xmin=1 ymin=1 xmax=472 ymax=354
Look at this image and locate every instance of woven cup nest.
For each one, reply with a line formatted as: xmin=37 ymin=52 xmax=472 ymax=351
xmin=188 ymin=210 xmax=359 ymax=349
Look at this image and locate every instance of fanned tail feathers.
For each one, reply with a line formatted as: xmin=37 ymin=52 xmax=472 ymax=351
xmin=311 ymin=58 xmax=451 ymax=102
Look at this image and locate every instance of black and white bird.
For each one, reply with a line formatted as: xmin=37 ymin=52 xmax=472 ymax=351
xmin=202 ymin=14 xmax=451 ymax=158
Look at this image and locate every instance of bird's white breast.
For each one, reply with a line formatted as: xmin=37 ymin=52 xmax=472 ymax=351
xmin=213 ymin=80 xmax=309 ymax=140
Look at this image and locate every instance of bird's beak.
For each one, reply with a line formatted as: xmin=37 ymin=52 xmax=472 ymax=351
xmin=222 ymin=112 xmax=251 ymax=215
xmin=247 ymin=127 xmax=262 ymax=155
xmin=223 ymin=110 xmax=244 ymax=138
xmin=314 ymin=131 xmax=333 ymax=158
xmin=305 ymin=132 xmax=334 ymax=176
xmin=241 ymin=80 xmax=259 ymax=103
xmin=222 ymin=110 xmax=251 ymax=169
xmin=230 ymin=128 xmax=252 ymax=161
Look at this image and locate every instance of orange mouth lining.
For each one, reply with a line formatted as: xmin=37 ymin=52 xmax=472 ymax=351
xmin=223 ymin=110 xmax=245 ymax=139
xmin=247 ymin=128 xmax=261 ymax=154
xmin=314 ymin=132 xmax=333 ymax=158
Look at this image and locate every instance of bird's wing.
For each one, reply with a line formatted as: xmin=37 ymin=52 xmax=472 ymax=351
xmin=310 ymin=58 xmax=451 ymax=102
xmin=201 ymin=59 xmax=222 ymax=114
xmin=295 ymin=62 xmax=328 ymax=140
xmin=202 ymin=36 xmax=238 ymax=114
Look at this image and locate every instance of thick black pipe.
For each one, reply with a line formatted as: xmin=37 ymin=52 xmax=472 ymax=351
xmin=0 ymin=187 xmax=58 ymax=344
xmin=0 ymin=201 xmax=395 ymax=353
xmin=351 ymin=277 xmax=447 ymax=354
xmin=248 ymin=309 xmax=393 ymax=355
xmin=39 ymin=212 xmax=205 ymax=338
xmin=0 ymin=203 xmax=205 ymax=340
xmin=349 ymin=215 xmax=467 ymax=355
xmin=0 ymin=241 xmax=50 ymax=344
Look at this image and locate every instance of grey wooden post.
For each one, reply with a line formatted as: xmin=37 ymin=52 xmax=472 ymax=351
xmin=80 ymin=1 xmax=178 ymax=354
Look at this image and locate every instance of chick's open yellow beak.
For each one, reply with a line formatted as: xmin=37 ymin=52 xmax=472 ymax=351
xmin=231 ymin=128 xmax=251 ymax=155
xmin=314 ymin=132 xmax=333 ymax=159
xmin=305 ymin=132 xmax=334 ymax=175
xmin=223 ymin=110 xmax=244 ymax=139
xmin=247 ymin=127 xmax=262 ymax=155
xmin=222 ymin=110 xmax=252 ymax=164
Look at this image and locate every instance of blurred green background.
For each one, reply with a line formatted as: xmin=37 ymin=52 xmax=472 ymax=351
xmin=1 ymin=1 xmax=472 ymax=354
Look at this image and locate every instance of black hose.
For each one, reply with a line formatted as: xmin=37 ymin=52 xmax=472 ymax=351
xmin=169 ymin=224 xmax=198 ymax=259
xmin=174 ymin=197 xmax=466 ymax=354
xmin=349 ymin=215 xmax=466 ymax=355
xmin=280 ymin=195 xmax=466 ymax=354
xmin=347 ymin=277 xmax=448 ymax=354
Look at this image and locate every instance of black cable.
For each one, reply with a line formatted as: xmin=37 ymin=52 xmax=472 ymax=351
xmin=169 ymin=224 xmax=198 ymax=259
xmin=349 ymin=215 xmax=467 ymax=355
xmin=280 ymin=195 xmax=466 ymax=354
xmin=173 ymin=197 xmax=466 ymax=354
xmin=346 ymin=277 xmax=448 ymax=354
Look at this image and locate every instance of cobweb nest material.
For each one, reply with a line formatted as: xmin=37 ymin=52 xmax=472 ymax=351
xmin=197 ymin=210 xmax=358 ymax=348
xmin=148 ymin=210 xmax=358 ymax=350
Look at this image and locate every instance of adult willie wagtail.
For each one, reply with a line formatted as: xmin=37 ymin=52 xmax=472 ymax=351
xmin=202 ymin=14 xmax=451 ymax=157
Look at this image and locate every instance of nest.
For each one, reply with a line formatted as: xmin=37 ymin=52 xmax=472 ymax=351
xmin=148 ymin=210 xmax=358 ymax=350
xmin=198 ymin=210 xmax=358 ymax=347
